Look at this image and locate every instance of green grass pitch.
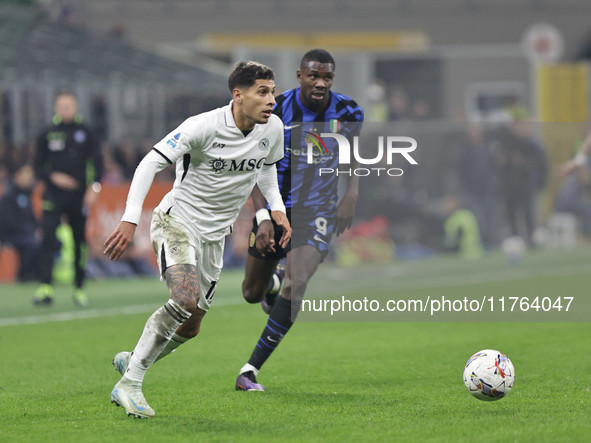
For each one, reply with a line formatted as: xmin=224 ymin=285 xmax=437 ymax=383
xmin=0 ymin=248 xmax=590 ymax=442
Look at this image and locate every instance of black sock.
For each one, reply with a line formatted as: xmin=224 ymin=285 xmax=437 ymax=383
xmin=248 ymin=297 xmax=294 ymax=370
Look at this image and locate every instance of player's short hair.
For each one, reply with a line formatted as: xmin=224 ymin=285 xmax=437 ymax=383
xmin=228 ymin=61 xmax=275 ymax=92
xmin=301 ymin=49 xmax=335 ymax=69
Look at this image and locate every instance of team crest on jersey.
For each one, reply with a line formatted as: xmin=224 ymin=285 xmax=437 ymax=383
xmin=249 ymin=232 xmax=256 ymax=247
xmin=259 ymin=138 xmax=270 ymax=151
xmin=329 ymin=119 xmax=341 ymax=132
xmin=47 ymin=132 xmax=66 ymax=151
xmin=209 ymin=157 xmax=227 ymax=173
xmin=74 ymin=130 xmax=86 ymax=143
xmin=169 ymin=245 xmax=181 ymax=256
xmin=48 ymin=140 xmax=65 ymax=151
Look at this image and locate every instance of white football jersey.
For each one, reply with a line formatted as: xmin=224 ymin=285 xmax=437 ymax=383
xmin=152 ymin=101 xmax=284 ymax=241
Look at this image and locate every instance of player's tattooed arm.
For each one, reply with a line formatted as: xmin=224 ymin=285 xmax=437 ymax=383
xmin=165 ymin=264 xmax=200 ymax=313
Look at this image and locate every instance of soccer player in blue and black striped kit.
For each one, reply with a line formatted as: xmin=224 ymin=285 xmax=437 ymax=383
xmin=235 ymin=49 xmax=364 ymax=391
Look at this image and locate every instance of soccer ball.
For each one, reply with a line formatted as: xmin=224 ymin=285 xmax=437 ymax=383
xmin=501 ymin=236 xmax=526 ymax=265
xmin=463 ymin=349 xmax=515 ymax=401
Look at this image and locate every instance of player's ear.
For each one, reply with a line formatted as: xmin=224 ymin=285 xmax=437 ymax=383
xmin=232 ymin=88 xmax=243 ymax=104
xmin=296 ymin=69 xmax=302 ymax=84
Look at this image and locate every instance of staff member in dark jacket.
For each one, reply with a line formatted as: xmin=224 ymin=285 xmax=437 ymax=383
xmin=0 ymin=164 xmax=41 ymax=281
xmin=33 ymin=92 xmax=103 ymax=307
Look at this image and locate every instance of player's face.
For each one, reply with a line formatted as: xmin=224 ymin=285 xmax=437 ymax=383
xmin=238 ymin=79 xmax=276 ymax=126
xmin=54 ymin=94 xmax=78 ymax=123
xmin=297 ymin=62 xmax=335 ymax=112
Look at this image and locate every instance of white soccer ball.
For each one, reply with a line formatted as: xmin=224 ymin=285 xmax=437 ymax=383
xmin=463 ymin=349 xmax=515 ymax=401
xmin=501 ymin=236 xmax=526 ymax=265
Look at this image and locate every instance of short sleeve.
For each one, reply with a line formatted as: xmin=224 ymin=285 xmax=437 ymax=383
xmin=153 ymin=115 xmax=206 ymax=164
xmin=347 ymin=104 xmax=364 ymax=139
xmin=264 ymin=117 xmax=285 ymax=165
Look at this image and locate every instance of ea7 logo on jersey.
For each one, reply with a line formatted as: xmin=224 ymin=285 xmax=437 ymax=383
xmin=212 ymin=142 xmax=226 ymax=149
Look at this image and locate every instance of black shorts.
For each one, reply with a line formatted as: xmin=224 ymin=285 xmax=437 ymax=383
xmin=247 ymin=208 xmax=334 ymax=262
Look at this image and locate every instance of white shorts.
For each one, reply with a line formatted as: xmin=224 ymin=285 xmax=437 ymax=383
xmin=150 ymin=208 xmax=224 ymax=312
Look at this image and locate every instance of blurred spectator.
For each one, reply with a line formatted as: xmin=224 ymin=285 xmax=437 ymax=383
xmin=0 ymin=142 xmax=17 ymax=182
xmin=554 ymin=166 xmax=591 ymax=236
xmin=335 ymin=216 xmax=394 ymax=266
xmin=100 ymin=141 xmax=125 ymax=185
xmin=387 ymin=87 xmax=409 ymax=121
xmin=442 ymin=195 xmax=483 ymax=259
xmin=0 ymin=164 xmax=42 ymax=281
xmin=109 ymin=22 xmax=128 ymax=40
xmin=457 ymin=123 xmax=499 ymax=247
xmin=490 ymin=116 xmax=547 ymax=245
xmin=0 ymin=144 xmax=9 ymax=186
xmin=114 ymin=138 xmax=139 ymax=180
xmin=411 ymin=99 xmax=431 ymax=121
xmin=366 ymin=81 xmax=388 ymax=122
xmin=356 ymin=157 xmax=442 ymax=249
xmin=32 ymin=92 xmax=103 ymax=307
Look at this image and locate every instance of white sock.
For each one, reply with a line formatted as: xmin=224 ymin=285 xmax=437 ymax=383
xmin=125 ymin=300 xmax=191 ymax=383
xmin=154 ymin=333 xmax=191 ymax=363
xmin=269 ymin=274 xmax=281 ymax=294
xmin=239 ymin=363 xmax=259 ymax=377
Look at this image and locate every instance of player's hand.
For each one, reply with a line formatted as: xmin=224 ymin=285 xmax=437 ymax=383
xmin=50 ymin=172 xmax=79 ymax=190
xmin=272 ymin=210 xmax=291 ymax=249
xmin=555 ymin=159 xmax=578 ymax=178
xmin=103 ymin=221 xmax=137 ymax=260
xmin=335 ymin=190 xmax=358 ymax=236
xmin=256 ymin=219 xmax=276 ymax=256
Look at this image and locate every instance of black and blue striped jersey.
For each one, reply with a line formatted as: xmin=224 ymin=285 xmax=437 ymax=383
xmin=272 ymin=87 xmax=364 ymax=213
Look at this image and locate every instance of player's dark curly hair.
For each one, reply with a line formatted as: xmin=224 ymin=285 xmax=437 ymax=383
xmin=228 ymin=61 xmax=275 ymax=92
xmin=301 ymin=49 xmax=335 ymax=69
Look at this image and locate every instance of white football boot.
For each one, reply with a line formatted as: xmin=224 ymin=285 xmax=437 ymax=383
xmin=110 ymin=377 xmax=155 ymax=419
xmin=112 ymin=351 xmax=131 ymax=376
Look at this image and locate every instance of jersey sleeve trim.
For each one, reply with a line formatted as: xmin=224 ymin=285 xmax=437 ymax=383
xmin=151 ymin=148 xmax=173 ymax=165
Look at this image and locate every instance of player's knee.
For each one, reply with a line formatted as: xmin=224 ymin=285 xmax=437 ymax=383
xmin=280 ymin=278 xmax=292 ymax=300
xmin=242 ymin=285 xmax=264 ymax=304
xmin=174 ymin=295 xmax=197 ymax=314
xmin=289 ymin=274 xmax=310 ymax=296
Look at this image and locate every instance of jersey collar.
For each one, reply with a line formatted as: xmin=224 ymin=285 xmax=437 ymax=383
xmin=224 ymin=100 xmax=237 ymax=128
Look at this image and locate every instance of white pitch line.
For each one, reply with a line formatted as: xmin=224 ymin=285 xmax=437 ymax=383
xmin=0 ymin=297 xmax=246 ymax=328
xmin=0 ymin=303 xmax=161 ymax=327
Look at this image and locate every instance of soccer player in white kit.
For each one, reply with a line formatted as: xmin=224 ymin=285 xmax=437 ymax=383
xmin=103 ymin=61 xmax=291 ymax=418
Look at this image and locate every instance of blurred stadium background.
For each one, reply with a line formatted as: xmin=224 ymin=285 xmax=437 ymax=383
xmin=2 ymin=0 xmax=591 ymax=282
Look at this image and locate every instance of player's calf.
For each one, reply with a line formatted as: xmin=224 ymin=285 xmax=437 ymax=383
xmin=112 ymin=310 xmax=205 ymax=376
xmin=261 ymin=264 xmax=284 ymax=314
